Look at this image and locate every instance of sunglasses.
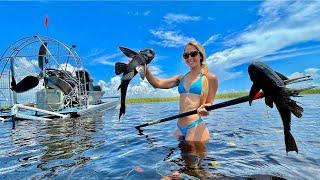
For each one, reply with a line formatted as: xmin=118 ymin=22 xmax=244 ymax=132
xmin=183 ymin=51 xmax=200 ymax=59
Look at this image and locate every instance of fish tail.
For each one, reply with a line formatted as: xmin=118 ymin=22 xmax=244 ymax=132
xmin=119 ymin=100 xmax=126 ymax=119
xmin=284 ymin=130 xmax=298 ymax=154
xmin=118 ymin=81 xmax=129 ymax=120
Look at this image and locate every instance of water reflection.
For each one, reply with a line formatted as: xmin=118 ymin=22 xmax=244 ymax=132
xmin=177 ymin=140 xmax=213 ymax=179
xmin=9 ymin=115 xmax=105 ymax=178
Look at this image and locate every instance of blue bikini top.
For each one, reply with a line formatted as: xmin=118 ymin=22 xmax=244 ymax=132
xmin=178 ymin=72 xmax=203 ymax=95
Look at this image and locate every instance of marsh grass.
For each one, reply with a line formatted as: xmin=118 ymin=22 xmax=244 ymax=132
xmin=127 ymin=97 xmax=179 ymax=104
xmin=127 ymin=92 xmax=249 ymax=104
xmin=127 ymin=89 xmax=320 ymax=104
xmin=300 ymin=88 xmax=320 ymax=94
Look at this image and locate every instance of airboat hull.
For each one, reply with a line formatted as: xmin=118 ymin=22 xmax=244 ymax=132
xmin=0 ymin=98 xmax=119 ymax=122
xmin=60 ymin=99 xmax=119 ymax=118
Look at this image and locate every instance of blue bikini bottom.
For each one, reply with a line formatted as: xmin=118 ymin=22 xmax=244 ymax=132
xmin=177 ymin=118 xmax=203 ymax=140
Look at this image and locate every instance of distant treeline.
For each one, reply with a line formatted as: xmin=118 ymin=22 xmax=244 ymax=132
xmin=300 ymin=88 xmax=320 ymax=94
xmin=127 ymin=88 xmax=320 ymax=104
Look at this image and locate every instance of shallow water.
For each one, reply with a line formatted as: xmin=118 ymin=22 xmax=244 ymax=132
xmin=0 ymin=95 xmax=319 ymax=179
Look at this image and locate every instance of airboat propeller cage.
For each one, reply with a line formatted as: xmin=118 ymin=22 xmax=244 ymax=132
xmin=0 ymin=35 xmax=98 ymax=110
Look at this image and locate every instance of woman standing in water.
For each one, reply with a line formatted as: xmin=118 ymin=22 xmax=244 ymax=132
xmin=146 ymin=41 xmax=218 ymax=142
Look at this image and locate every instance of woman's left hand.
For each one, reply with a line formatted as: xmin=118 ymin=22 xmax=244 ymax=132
xmin=197 ymin=104 xmax=209 ymax=116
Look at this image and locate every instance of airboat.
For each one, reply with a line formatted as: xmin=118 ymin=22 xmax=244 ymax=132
xmin=0 ymin=35 xmax=119 ymax=121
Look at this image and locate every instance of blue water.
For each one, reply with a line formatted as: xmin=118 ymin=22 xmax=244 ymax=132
xmin=0 ymin=95 xmax=319 ymax=179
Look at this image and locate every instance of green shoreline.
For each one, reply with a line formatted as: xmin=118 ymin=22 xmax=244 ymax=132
xmin=127 ymin=89 xmax=320 ymax=104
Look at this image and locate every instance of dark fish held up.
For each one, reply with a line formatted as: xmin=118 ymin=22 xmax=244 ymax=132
xmin=115 ymin=47 xmax=155 ymax=119
xmin=248 ymin=61 xmax=314 ymax=153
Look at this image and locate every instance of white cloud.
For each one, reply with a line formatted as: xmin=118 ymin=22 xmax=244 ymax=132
xmin=98 ymin=76 xmax=121 ymax=97
xmin=143 ymin=11 xmax=151 ymax=16
xmin=304 ymin=68 xmax=320 ymax=82
xmin=258 ymin=45 xmax=320 ymax=62
xmin=84 ymin=48 xmax=108 ymax=59
xmin=14 ymin=57 xmax=39 ymax=79
xmin=206 ymin=0 xmax=320 ymax=82
xmin=99 ymin=77 xmax=178 ymax=98
xmin=148 ymin=65 xmax=162 ymax=76
xmin=207 ymin=17 xmax=214 ymax=21
xmin=128 ymin=10 xmax=151 ymax=16
xmin=163 ymin=13 xmax=201 ymax=24
xmin=203 ymin=34 xmax=219 ymax=47
xmin=213 ymin=68 xmax=243 ymax=82
xmin=288 ymin=72 xmax=305 ymax=79
xmin=149 ymin=13 xmax=201 ymax=48
xmin=288 ymin=67 xmax=320 ymax=87
xmin=59 ymin=63 xmax=79 ymax=74
xmin=91 ymin=52 xmax=123 ymax=66
xmin=98 ymin=63 xmax=178 ymax=98
xmin=305 ymin=68 xmax=320 ymax=75
xmin=150 ymin=30 xmax=196 ymax=48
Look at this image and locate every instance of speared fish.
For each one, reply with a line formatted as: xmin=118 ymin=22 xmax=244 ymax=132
xmin=248 ymin=61 xmax=315 ymax=153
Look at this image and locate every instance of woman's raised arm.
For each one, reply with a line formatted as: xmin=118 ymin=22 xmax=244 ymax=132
xmin=146 ymin=68 xmax=180 ymax=89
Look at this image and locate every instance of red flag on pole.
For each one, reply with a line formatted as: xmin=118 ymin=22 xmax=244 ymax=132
xmin=44 ymin=16 xmax=49 ymax=28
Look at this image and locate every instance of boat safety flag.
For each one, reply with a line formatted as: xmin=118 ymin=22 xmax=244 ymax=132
xmin=44 ymin=16 xmax=49 ymax=28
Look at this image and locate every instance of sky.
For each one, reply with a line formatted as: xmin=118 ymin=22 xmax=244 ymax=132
xmin=0 ymin=1 xmax=319 ymax=98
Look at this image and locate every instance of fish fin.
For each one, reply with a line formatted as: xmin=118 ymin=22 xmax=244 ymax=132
xmin=284 ymin=130 xmax=299 ymax=154
xmin=115 ymin=62 xmax=128 ymax=75
xmin=119 ymin=103 xmax=125 ymax=120
xmin=287 ymin=98 xmax=303 ymax=118
xmin=275 ymin=71 xmax=288 ymax=80
xmin=265 ymin=96 xmax=273 ymax=108
xmin=136 ymin=65 xmax=146 ymax=80
xmin=281 ymin=89 xmax=304 ymax=118
xmin=119 ymin=46 xmax=138 ymax=58
xmin=275 ymin=104 xmax=298 ymax=153
xmin=249 ymin=84 xmax=260 ymax=106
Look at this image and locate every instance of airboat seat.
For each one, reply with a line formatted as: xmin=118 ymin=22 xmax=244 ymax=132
xmin=45 ymin=76 xmax=73 ymax=95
